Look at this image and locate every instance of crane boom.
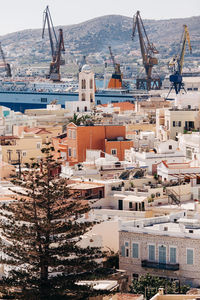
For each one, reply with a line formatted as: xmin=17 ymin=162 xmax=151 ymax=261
xmin=108 ymin=46 xmax=116 ymax=70
xmin=132 ymin=11 xmax=160 ymax=90
xmin=42 ymin=6 xmax=65 ymax=81
xmin=0 ymin=42 xmax=11 ymax=77
xmin=107 ymin=46 xmax=123 ymax=89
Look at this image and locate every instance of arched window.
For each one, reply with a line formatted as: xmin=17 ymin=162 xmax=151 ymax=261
xmin=90 ymin=94 xmax=93 ymax=103
xmin=81 ymin=79 xmax=86 ymax=89
xmin=82 ymin=93 xmax=86 ymax=101
xmin=90 ymin=79 xmax=93 ymax=89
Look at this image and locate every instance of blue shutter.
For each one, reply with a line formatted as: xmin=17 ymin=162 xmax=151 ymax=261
xmin=187 ymin=249 xmax=193 ymax=265
xmin=159 ymin=245 xmax=166 ymax=264
xmin=121 ymin=245 xmax=125 ymax=257
xmin=132 ymin=243 xmax=139 ymax=258
xmin=149 ymin=245 xmax=155 ymax=261
xmin=170 ymin=247 xmax=176 ymax=264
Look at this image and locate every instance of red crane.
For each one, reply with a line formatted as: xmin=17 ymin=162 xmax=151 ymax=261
xmin=107 ymin=46 xmax=123 ymax=89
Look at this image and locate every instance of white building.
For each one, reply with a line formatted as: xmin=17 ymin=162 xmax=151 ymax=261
xmin=127 ymin=140 xmax=185 ymax=174
xmin=157 ymin=161 xmax=200 ymax=183
xmin=65 ymin=64 xmax=95 ymax=114
xmin=178 ymin=132 xmax=200 ymax=161
xmin=156 ymin=107 xmax=199 ymax=141
xmin=0 ymin=106 xmax=37 ymax=136
xmin=131 ymin=131 xmax=156 ymax=150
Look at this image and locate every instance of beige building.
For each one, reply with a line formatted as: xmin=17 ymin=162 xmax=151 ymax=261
xmin=1 ymin=134 xmax=43 ymax=165
xmin=150 ymin=288 xmax=200 ymax=300
xmin=119 ymin=211 xmax=200 ymax=287
xmin=156 ymin=108 xmax=199 ymax=141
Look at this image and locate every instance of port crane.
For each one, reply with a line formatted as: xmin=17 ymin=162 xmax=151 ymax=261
xmin=107 ymin=46 xmax=123 ymax=89
xmin=42 ymin=6 xmax=65 ymax=82
xmin=0 ymin=42 xmax=11 ymax=77
xmin=168 ymin=25 xmax=192 ymax=95
xmin=132 ymin=11 xmax=161 ymax=90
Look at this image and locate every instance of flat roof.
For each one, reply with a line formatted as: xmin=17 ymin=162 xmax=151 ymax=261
xmin=67 ymin=183 xmax=104 ymax=190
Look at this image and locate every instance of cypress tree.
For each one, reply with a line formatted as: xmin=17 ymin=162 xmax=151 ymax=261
xmin=0 ymin=145 xmax=106 ymax=299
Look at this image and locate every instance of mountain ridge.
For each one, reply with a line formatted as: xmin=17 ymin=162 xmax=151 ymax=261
xmin=0 ymin=14 xmax=199 ymax=69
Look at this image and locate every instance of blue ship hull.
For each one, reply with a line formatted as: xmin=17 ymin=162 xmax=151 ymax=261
xmin=0 ymin=89 xmax=138 ymax=112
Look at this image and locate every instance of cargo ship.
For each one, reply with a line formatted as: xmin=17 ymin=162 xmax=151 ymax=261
xmin=0 ymin=77 xmax=149 ymax=112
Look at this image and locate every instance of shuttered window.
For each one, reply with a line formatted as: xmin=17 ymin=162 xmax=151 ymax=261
xmin=121 ymin=245 xmax=125 ymax=257
xmin=159 ymin=245 xmax=166 ymax=264
xmin=187 ymin=249 xmax=193 ymax=265
xmin=148 ymin=245 xmax=155 ymax=261
xmin=132 ymin=243 xmax=139 ymax=258
xmin=170 ymin=247 xmax=176 ymax=264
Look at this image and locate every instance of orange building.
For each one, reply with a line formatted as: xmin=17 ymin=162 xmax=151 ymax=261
xmin=55 ymin=123 xmax=133 ymax=165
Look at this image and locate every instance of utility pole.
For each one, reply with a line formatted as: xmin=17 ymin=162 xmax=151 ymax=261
xmin=16 ymin=150 xmax=22 ymax=178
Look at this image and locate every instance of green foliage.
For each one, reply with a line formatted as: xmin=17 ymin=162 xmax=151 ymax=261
xmin=103 ymin=252 xmax=119 ymax=269
xmin=0 ymin=145 xmax=107 ymax=299
xmin=154 ymin=173 xmax=158 ymax=180
xmin=129 ymin=273 xmax=190 ymax=300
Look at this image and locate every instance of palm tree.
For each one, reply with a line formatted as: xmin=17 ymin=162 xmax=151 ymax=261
xmin=69 ymin=113 xmax=83 ymax=126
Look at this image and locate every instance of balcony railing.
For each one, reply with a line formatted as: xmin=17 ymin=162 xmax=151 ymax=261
xmin=141 ymin=260 xmax=179 ymax=271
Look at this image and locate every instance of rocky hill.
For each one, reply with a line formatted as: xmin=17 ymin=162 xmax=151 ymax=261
xmin=0 ymin=14 xmax=199 ymax=71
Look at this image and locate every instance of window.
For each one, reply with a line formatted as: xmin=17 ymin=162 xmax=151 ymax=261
xmin=159 ymin=245 xmax=166 ymax=264
xmin=129 ymin=202 xmax=133 ymax=209
xmin=187 ymin=249 xmax=193 ymax=265
xmin=68 ymin=129 xmax=72 ymax=138
xmin=82 ymin=93 xmax=86 ymax=101
xmin=72 ymin=130 xmax=76 ymax=139
xmin=169 ymin=145 xmax=172 ymax=150
xmin=90 ymin=93 xmax=93 ymax=103
xmin=178 ymin=121 xmax=181 ymax=127
xmin=148 ymin=245 xmax=155 ymax=261
xmin=68 ymin=148 xmax=72 ymax=157
xmin=81 ymin=79 xmax=86 ymax=89
xmin=22 ymin=151 xmax=27 ymax=157
xmin=90 ymin=79 xmax=93 ymax=89
xmin=173 ymin=121 xmax=176 ymax=127
xmin=41 ymin=98 xmax=47 ymax=102
xmin=122 ymin=241 xmax=129 ymax=257
xmin=36 ymin=142 xmax=41 ymax=149
xmin=111 ymin=149 xmax=117 ymax=156
xmin=84 ymin=106 xmax=87 ymax=112
xmin=132 ymin=243 xmax=139 ymax=258
xmin=170 ymin=247 xmax=177 ymax=264
xmin=73 ymin=148 xmax=76 ymax=158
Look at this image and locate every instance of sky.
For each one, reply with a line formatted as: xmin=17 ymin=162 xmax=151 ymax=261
xmin=0 ymin=0 xmax=199 ymax=36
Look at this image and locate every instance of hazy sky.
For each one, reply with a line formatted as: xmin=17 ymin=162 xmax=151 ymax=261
xmin=0 ymin=0 xmax=199 ymax=36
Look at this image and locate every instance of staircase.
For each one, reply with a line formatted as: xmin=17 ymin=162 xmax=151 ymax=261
xmin=166 ymin=189 xmax=181 ymax=205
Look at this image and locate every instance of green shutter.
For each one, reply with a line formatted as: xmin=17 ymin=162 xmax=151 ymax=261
xmin=121 ymin=245 xmax=125 ymax=257
xmin=187 ymin=249 xmax=193 ymax=265
xmin=149 ymin=245 xmax=155 ymax=261
xmin=170 ymin=247 xmax=176 ymax=264
xmin=132 ymin=243 xmax=139 ymax=258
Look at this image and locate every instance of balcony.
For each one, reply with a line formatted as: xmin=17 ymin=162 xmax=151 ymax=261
xmin=141 ymin=260 xmax=179 ymax=271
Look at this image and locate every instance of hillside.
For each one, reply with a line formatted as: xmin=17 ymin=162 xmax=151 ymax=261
xmin=0 ymin=14 xmax=199 ymax=73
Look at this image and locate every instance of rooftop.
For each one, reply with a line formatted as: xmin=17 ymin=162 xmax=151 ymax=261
xmin=120 ymin=211 xmax=200 ymax=239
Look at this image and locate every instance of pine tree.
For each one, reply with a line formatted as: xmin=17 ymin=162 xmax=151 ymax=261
xmin=0 ymin=145 xmax=106 ymax=299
